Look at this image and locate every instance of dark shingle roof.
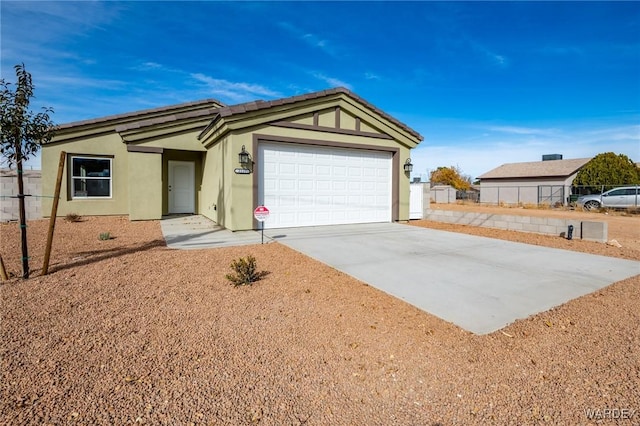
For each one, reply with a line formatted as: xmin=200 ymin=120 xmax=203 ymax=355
xmin=56 ymin=99 xmax=225 ymax=130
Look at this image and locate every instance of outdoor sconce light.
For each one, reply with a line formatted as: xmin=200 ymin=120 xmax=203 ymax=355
xmin=238 ymin=145 xmax=250 ymax=166
xmin=404 ymin=158 xmax=413 ymax=173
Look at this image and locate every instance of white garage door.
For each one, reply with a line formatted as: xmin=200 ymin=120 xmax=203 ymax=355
xmin=259 ymin=142 xmax=392 ymax=229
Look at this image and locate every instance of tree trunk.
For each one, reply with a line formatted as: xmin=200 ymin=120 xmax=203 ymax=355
xmin=15 ymin=144 xmax=29 ymax=279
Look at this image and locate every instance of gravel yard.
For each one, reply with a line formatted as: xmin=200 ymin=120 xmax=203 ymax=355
xmin=1 ymin=213 xmax=639 ymax=425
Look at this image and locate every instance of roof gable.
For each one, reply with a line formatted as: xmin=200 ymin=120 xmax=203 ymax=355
xmin=478 ymin=158 xmax=592 ymax=180
xmin=198 ymin=87 xmax=423 ymax=148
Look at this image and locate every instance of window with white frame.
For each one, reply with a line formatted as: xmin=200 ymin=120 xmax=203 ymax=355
xmin=71 ymin=156 xmax=112 ymax=198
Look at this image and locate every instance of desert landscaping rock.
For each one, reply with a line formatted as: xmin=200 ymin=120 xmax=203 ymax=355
xmin=1 ymin=212 xmax=638 ymax=425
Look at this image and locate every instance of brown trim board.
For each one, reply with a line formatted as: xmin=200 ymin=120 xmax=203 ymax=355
xmin=127 ymin=145 xmax=164 ymax=154
xmin=270 ymin=120 xmax=392 ymax=139
xmin=251 ymin=133 xmax=400 ymax=229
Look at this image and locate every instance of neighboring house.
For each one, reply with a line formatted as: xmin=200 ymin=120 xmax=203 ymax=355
xmin=0 ymin=169 xmax=42 ymax=222
xmin=477 ymin=156 xmax=591 ymax=206
xmin=42 ymin=88 xmax=423 ymax=231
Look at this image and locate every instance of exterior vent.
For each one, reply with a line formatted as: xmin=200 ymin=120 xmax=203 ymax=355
xmin=542 ymin=154 xmax=563 ymax=161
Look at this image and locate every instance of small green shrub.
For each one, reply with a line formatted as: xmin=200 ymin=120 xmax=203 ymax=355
xmin=225 ymin=255 xmax=268 ymax=286
xmin=65 ymin=213 xmax=82 ymax=222
xmin=98 ymin=232 xmax=111 ymax=241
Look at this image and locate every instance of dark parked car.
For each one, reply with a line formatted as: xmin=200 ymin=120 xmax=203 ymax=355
xmin=576 ymin=186 xmax=639 ymax=210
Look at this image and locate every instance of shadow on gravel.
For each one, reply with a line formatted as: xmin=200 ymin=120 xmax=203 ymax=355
xmin=48 ymin=239 xmax=167 ymax=274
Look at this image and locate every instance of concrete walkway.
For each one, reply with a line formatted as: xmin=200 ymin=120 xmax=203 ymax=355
xmin=264 ymin=223 xmax=639 ymax=334
xmin=160 ymin=215 xmax=267 ymax=249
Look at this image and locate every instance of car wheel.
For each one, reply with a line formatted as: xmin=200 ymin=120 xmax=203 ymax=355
xmin=583 ymin=200 xmax=600 ymax=211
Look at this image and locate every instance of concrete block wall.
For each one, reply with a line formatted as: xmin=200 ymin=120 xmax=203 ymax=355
xmin=0 ymin=169 xmax=42 ymax=222
xmin=423 ymin=209 xmax=608 ymax=243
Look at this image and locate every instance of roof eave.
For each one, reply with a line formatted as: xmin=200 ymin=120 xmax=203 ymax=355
xmin=49 ymin=99 xmax=225 ymax=144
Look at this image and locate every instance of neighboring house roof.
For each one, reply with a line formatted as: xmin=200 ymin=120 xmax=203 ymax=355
xmin=478 ymin=158 xmax=591 ymax=180
xmin=209 ymin=87 xmax=423 ymax=141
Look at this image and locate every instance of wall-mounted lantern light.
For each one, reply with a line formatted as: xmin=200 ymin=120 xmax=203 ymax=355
xmin=238 ymin=145 xmax=250 ymax=166
xmin=404 ymin=158 xmax=413 ymax=173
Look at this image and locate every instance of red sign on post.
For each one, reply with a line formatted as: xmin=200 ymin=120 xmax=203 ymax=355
xmin=254 ymin=205 xmax=270 ymax=222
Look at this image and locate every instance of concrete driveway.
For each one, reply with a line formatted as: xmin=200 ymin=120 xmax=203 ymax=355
xmin=265 ymin=222 xmax=639 ymax=334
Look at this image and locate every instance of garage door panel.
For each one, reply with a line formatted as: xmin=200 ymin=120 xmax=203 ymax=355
xmin=333 ymin=166 xmax=347 ymax=176
xmin=332 ymin=211 xmax=346 ymax=221
xmin=263 ymin=178 xmax=277 ymax=191
xmin=296 ymin=211 xmax=311 ymax=222
xmin=299 ymin=164 xmax=314 ymax=175
xmin=279 ymin=212 xmax=296 ymax=223
xmin=348 ymin=181 xmax=362 ymax=191
xmin=348 ymin=195 xmax=361 ymax=204
xmin=299 ymin=180 xmax=314 ymax=191
xmin=316 ymin=165 xmax=331 ymax=175
xmin=316 ymin=195 xmax=331 ymax=205
xmin=332 ymin=195 xmax=347 ymax=205
xmin=332 ymin=181 xmax=346 ymax=191
xmin=259 ymin=142 xmax=392 ymax=228
xmin=280 ymin=195 xmax=296 ymax=207
xmin=376 ymin=168 xmax=388 ymax=177
xmin=376 ymin=182 xmax=389 ymax=192
xmin=349 ymin=167 xmax=362 ymax=177
xmin=279 ymin=179 xmax=296 ymax=191
xmin=279 ymin=163 xmax=296 ymax=175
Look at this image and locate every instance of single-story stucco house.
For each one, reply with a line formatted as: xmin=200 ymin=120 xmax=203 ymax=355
xmin=477 ymin=155 xmax=591 ymax=206
xmin=42 ymin=88 xmax=423 ymax=230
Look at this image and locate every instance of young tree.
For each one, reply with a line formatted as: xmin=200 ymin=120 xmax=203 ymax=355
xmin=429 ymin=166 xmax=472 ymax=191
xmin=573 ymin=152 xmax=640 ymax=193
xmin=1 ymin=64 xmax=56 ymax=278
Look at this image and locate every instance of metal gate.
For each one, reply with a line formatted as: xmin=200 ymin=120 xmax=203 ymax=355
xmin=538 ymin=185 xmax=564 ymax=206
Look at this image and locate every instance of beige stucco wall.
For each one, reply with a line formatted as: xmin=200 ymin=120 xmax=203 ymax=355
xmin=42 ymin=134 xmax=130 ymax=217
xmin=43 ymin=125 xmax=210 ymax=220
xmin=200 ymin=135 xmax=232 ymax=226
xmin=128 ymin=151 xmax=162 ymax=220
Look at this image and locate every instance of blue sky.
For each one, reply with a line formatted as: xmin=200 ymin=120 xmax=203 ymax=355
xmin=1 ymin=1 xmax=639 ymax=179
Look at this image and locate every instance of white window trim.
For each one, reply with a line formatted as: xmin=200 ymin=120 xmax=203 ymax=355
xmin=70 ymin=156 xmax=113 ymax=199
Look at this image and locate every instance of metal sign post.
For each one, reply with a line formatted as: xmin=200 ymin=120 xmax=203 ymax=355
xmin=253 ymin=206 xmax=270 ymax=244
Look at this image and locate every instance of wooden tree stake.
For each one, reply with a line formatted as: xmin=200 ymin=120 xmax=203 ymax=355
xmin=0 ymin=255 xmax=8 ymax=281
xmin=41 ymin=151 xmax=66 ymax=276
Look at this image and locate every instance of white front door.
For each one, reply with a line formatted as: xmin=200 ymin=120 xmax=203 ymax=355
xmin=168 ymin=161 xmax=195 ymax=214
